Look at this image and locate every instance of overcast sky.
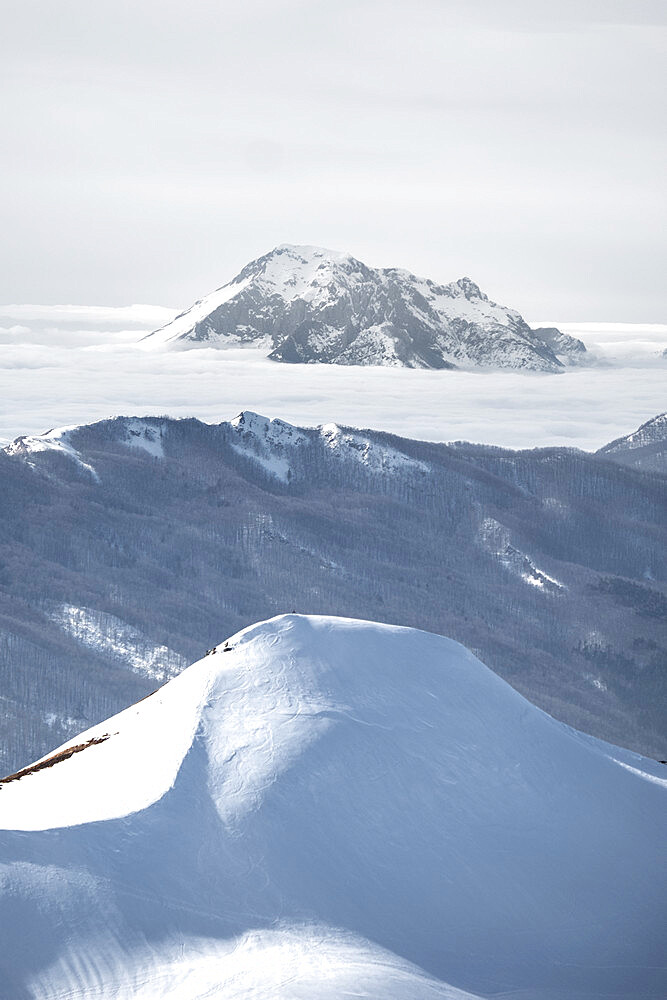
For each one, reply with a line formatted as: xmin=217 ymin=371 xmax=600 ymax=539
xmin=1 ymin=0 xmax=665 ymax=319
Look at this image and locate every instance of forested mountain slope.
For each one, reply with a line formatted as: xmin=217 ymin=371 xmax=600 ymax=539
xmin=1 ymin=412 xmax=665 ymax=773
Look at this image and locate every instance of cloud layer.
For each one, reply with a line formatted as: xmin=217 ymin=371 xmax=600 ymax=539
xmin=1 ymin=306 xmax=665 ymax=450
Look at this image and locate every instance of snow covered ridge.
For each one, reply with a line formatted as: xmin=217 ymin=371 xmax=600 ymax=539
xmin=4 ymin=426 xmax=100 ymax=481
xmin=3 ymin=411 xmax=434 ymax=485
xmin=141 ymin=244 xmax=584 ymax=371
xmin=229 ymin=410 xmax=428 ymax=483
xmin=2 ymin=416 xmax=168 ymax=479
xmin=5 ymin=408 xmax=665 ymax=486
xmin=597 ymin=411 xmax=667 ymax=473
xmin=321 ymin=421 xmax=429 ymax=475
xmin=600 ymin=411 xmax=667 ymax=452
xmin=0 ymin=615 xmax=664 ymax=1000
xmin=229 ymin=411 xmax=309 ymax=483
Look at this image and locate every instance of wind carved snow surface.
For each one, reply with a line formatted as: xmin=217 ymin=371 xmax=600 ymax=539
xmin=204 ymin=626 xmax=342 ymax=829
xmin=0 ymin=616 xmax=664 ymax=999
xmin=48 ymin=604 xmax=187 ymax=681
xmin=2 ymin=408 xmax=663 ymax=775
xmin=0 ymin=646 xmax=210 ymax=828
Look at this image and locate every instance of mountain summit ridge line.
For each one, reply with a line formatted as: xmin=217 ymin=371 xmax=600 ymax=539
xmin=142 ymin=244 xmax=585 ymax=371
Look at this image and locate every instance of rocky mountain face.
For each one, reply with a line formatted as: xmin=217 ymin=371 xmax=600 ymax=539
xmin=531 ymin=325 xmax=587 ymax=363
xmin=1 ymin=412 xmax=665 ymax=775
xmin=143 ymin=245 xmax=571 ymax=372
xmin=597 ymin=412 xmax=667 ymax=473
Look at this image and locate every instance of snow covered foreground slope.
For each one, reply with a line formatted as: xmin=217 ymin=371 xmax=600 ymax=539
xmin=0 ymin=616 xmax=665 ymax=1000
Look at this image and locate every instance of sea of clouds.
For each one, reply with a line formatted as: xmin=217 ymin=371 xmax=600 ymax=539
xmin=1 ymin=305 xmax=665 ymax=451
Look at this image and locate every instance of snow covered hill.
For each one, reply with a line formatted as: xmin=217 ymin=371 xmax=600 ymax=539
xmin=597 ymin=411 xmax=667 ymax=473
xmin=142 ymin=244 xmax=572 ymax=371
xmin=1 ymin=615 xmax=664 ymax=1000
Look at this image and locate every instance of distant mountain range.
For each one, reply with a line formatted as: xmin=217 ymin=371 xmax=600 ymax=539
xmin=1 ymin=615 xmax=664 ymax=1000
xmin=142 ymin=244 xmax=585 ymax=371
xmin=1 ymin=411 xmax=664 ymax=775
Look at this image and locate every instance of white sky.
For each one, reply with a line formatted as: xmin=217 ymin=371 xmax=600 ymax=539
xmin=1 ymin=0 xmax=666 ymax=320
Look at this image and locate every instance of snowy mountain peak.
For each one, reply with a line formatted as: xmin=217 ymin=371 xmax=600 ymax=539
xmin=1 ymin=615 xmax=665 ymax=999
xmin=231 ymin=410 xmax=306 ymax=443
xmin=229 ymin=411 xmax=308 ymax=482
xmin=274 ymin=242 xmax=355 ymax=263
xmin=450 ymin=276 xmax=486 ymax=300
xmin=233 ymin=244 xmax=368 ymax=299
xmin=230 ymin=410 xmax=271 ymax=432
xmin=141 ymin=246 xmax=567 ymax=372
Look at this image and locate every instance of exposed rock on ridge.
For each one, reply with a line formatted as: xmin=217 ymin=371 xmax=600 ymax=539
xmin=531 ymin=325 xmax=587 ymax=363
xmin=144 ymin=245 xmax=568 ymax=372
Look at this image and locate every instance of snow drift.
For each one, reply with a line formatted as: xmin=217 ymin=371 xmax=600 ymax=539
xmin=0 ymin=615 xmax=665 ymax=999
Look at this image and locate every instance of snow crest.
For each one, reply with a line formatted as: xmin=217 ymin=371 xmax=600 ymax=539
xmin=229 ymin=411 xmax=308 ymax=482
xmin=0 ymin=615 xmax=664 ymax=999
xmin=4 ymin=425 xmax=99 ymax=481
